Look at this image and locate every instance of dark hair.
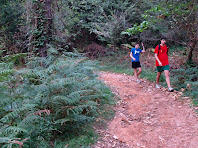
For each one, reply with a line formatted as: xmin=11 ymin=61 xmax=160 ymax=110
xmin=132 ymin=42 xmax=140 ymax=46
xmin=161 ymin=36 xmax=167 ymax=40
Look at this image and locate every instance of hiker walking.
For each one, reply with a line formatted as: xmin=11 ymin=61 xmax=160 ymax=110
xmin=130 ymin=42 xmax=145 ymax=83
xmin=154 ymin=36 xmax=174 ymax=92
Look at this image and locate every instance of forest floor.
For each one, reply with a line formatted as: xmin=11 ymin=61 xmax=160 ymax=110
xmin=92 ymin=71 xmax=198 ymax=148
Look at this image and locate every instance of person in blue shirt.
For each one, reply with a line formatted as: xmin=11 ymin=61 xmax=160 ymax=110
xmin=130 ymin=42 xmax=145 ymax=83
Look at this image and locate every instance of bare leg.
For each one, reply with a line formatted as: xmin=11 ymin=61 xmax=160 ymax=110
xmin=134 ymin=68 xmax=137 ymax=80
xmin=156 ymin=72 xmax=161 ymax=85
xmin=137 ymin=67 xmax=142 ymax=78
xmin=164 ymin=70 xmax=171 ymax=88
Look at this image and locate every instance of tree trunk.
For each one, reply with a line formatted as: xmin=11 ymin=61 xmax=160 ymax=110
xmin=30 ymin=0 xmax=53 ymax=57
xmin=187 ymin=41 xmax=197 ymax=62
xmin=187 ymin=0 xmax=198 ymax=62
xmin=41 ymin=0 xmax=53 ymax=57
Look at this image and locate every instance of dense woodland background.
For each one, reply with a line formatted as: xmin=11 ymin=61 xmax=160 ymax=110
xmin=0 ymin=0 xmax=197 ymax=147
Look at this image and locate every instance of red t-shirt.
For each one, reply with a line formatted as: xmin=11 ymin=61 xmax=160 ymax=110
xmin=154 ymin=45 xmax=169 ymax=66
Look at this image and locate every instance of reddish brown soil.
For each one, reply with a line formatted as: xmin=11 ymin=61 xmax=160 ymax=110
xmin=92 ymin=72 xmax=198 ymax=148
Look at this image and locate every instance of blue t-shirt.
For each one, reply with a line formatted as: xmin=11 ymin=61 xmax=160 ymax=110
xmin=131 ymin=48 xmax=142 ymax=62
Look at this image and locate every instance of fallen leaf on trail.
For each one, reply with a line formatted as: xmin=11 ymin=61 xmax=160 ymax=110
xmin=113 ymin=135 xmax=118 ymax=140
xmin=186 ymin=83 xmax=191 ymax=88
xmin=119 ymin=139 xmax=126 ymax=143
xmin=137 ymin=143 xmax=145 ymax=148
xmin=112 ymin=142 xmax=116 ymax=147
xmin=159 ymin=136 xmax=165 ymax=143
xmin=121 ymin=118 xmax=131 ymax=124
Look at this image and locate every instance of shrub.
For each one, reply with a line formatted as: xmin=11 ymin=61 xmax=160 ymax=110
xmin=0 ymin=47 xmax=113 ymax=147
xmin=171 ymin=65 xmax=198 ymax=106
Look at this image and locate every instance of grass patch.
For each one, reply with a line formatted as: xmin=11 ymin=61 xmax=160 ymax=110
xmin=141 ymin=67 xmax=157 ymax=82
xmin=63 ymin=127 xmax=98 ymax=148
xmin=98 ymin=51 xmax=132 ymax=74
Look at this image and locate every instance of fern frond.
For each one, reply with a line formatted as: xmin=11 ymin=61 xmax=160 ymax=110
xmin=0 ymin=137 xmax=12 ymax=143
xmin=54 ymin=118 xmax=71 ymax=125
xmin=49 ymin=77 xmax=76 ymax=88
xmin=52 ymin=96 xmax=73 ymax=104
xmin=73 ymin=104 xmax=98 ymax=114
xmin=67 ymin=90 xmax=94 ymax=102
xmin=73 ymin=114 xmax=94 ymax=122
xmin=81 ymin=94 xmax=102 ymax=101
xmin=4 ymin=126 xmax=28 ymax=135
xmin=19 ymin=115 xmax=45 ymax=127
xmin=53 ymin=141 xmax=68 ymax=148
xmin=34 ymin=109 xmax=50 ymax=116
xmin=0 ymin=125 xmax=9 ymax=135
xmin=0 ymin=69 xmax=14 ymax=75
xmin=1 ymin=104 xmax=37 ymax=123
xmin=0 ymin=45 xmax=113 ymax=147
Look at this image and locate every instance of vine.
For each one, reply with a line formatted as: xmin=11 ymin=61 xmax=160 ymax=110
xmin=30 ymin=0 xmax=53 ymax=57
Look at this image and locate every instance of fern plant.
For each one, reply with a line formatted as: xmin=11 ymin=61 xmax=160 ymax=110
xmin=0 ymin=46 xmax=113 ymax=147
xmin=171 ymin=65 xmax=198 ymax=106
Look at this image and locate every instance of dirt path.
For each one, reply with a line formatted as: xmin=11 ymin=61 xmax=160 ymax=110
xmin=92 ymin=72 xmax=198 ymax=148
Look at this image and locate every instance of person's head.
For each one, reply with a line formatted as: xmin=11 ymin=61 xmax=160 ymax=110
xmin=160 ymin=36 xmax=167 ymax=45
xmin=135 ymin=43 xmax=140 ymax=49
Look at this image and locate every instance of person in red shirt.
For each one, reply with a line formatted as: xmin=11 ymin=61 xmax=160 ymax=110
xmin=154 ymin=36 xmax=174 ymax=92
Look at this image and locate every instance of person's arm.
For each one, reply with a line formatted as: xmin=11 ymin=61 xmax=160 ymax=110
xmin=141 ymin=42 xmax=146 ymax=53
xmin=155 ymin=53 xmax=162 ymax=66
xmin=130 ymin=51 xmax=136 ymax=61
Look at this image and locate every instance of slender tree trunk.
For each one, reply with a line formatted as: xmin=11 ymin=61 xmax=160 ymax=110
xmin=41 ymin=0 xmax=53 ymax=57
xmin=187 ymin=0 xmax=198 ymax=62
xmin=187 ymin=41 xmax=197 ymax=62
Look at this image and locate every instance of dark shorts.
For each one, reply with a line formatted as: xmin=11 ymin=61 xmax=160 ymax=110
xmin=132 ymin=62 xmax=141 ymax=69
xmin=157 ymin=65 xmax=170 ymax=72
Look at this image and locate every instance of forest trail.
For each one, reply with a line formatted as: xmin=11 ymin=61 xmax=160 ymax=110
xmin=93 ymin=72 xmax=198 ymax=148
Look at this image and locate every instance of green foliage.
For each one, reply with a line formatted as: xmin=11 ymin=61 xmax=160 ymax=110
xmin=0 ymin=46 xmax=113 ymax=147
xmin=56 ymin=0 xmax=147 ymax=46
xmin=141 ymin=68 xmax=157 ymax=82
xmin=25 ymin=0 xmax=53 ymax=56
xmin=1 ymin=53 xmax=27 ymax=65
xmin=171 ymin=65 xmax=198 ymax=105
xmin=0 ymin=0 xmax=24 ymax=35
xmin=142 ymin=0 xmax=197 ymax=32
xmin=98 ymin=50 xmax=131 ymax=74
xmin=0 ymin=62 xmax=14 ymax=82
xmin=86 ymin=0 xmax=146 ymax=45
xmin=0 ymin=0 xmax=24 ymax=49
xmin=54 ymin=0 xmax=80 ymax=34
xmin=122 ymin=0 xmax=197 ymax=44
xmin=121 ymin=44 xmax=133 ymax=49
xmin=121 ymin=21 xmax=149 ymax=36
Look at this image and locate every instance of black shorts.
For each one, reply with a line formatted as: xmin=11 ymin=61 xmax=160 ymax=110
xmin=132 ymin=62 xmax=141 ymax=69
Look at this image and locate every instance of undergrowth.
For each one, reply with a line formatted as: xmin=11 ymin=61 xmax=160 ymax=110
xmin=171 ymin=65 xmax=198 ymax=106
xmin=0 ymin=46 xmax=115 ymax=148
